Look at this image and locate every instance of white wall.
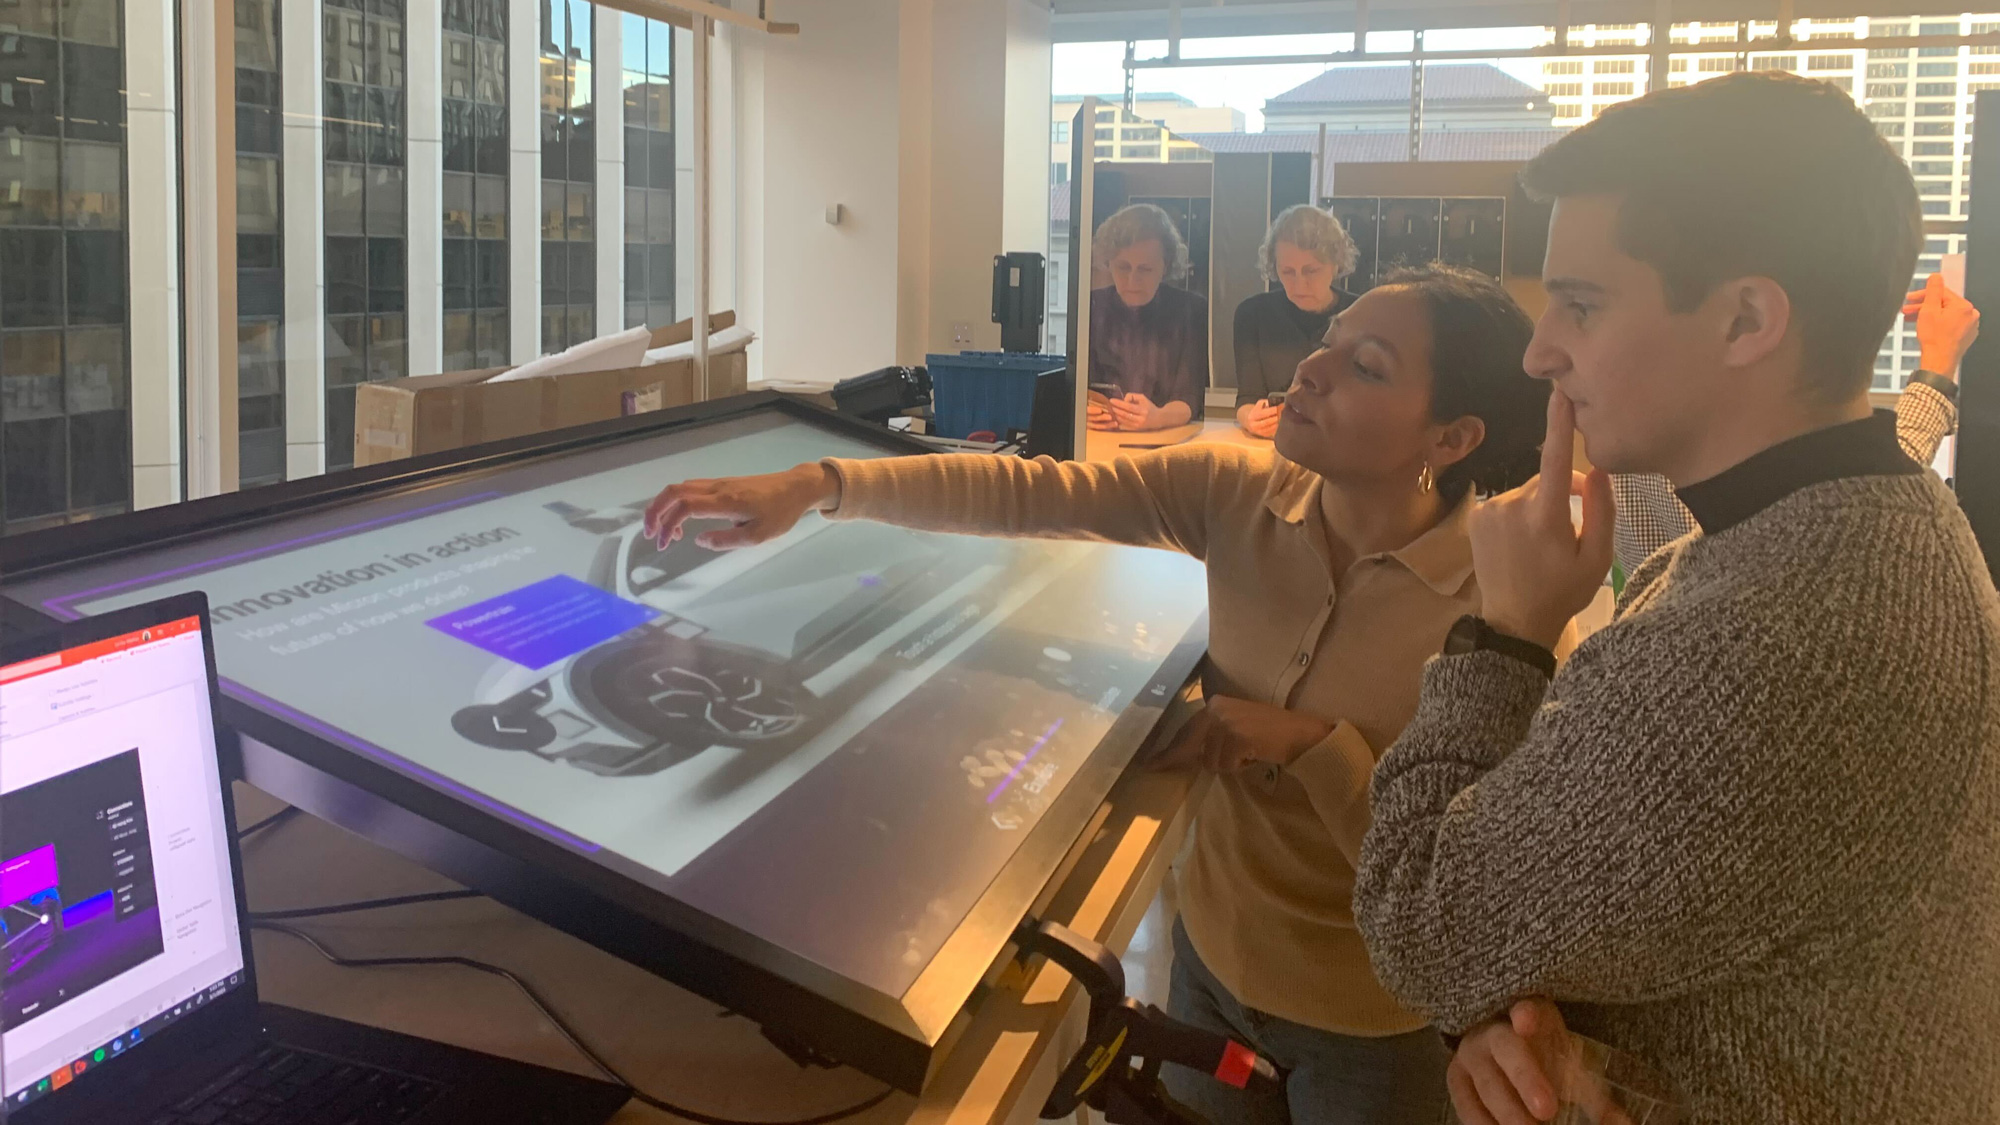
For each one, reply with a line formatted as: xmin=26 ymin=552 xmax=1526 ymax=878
xmin=1002 ymin=0 xmax=1052 ymax=260
xmin=739 ymin=0 xmax=903 ymax=384
xmin=722 ymin=0 xmax=1052 ymax=383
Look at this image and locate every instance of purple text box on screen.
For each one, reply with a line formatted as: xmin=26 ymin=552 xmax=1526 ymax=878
xmin=427 ymin=575 xmax=659 ymax=670
xmin=1 ymin=845 xmax=59 ymax=909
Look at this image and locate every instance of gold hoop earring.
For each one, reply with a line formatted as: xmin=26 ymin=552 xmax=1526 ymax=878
xmin=1418 ymin=463 xmax=1435 ymax=494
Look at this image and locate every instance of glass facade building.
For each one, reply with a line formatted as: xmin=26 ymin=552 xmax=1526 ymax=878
xmin=622 ymin=13 xmax=673 ymax=330
xmin=540 ymin=0 xmax=594 ymax=352
xmin=0 ymin=0 xmax=130 ymax=532
xmin=443 ymin=0 xmax=510 ymax=371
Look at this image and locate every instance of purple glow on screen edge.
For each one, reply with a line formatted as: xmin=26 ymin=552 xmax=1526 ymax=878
xmin=34 ymin=489 xmax=600 ymax=853
xmin=987 ymin=719 xmax=1064 ymax=804
xmin=47 ymin=492 xmax=506 ymax=613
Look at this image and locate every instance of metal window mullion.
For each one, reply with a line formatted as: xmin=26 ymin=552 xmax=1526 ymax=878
xmin=595 ymin=10 xmax=623 ymax=336
xmin=128 ymin=0 xmax=183 ymax=509
xmin=281 ymin=0 xmax=325 ymax=480
xmin=408 ymin=0 xmax=445 ymax=375
xmin=507 ymin=0 xmax=540 ymax=364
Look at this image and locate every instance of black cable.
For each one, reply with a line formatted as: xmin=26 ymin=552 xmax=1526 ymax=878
xmin=251 ymin=921 xmax=895 ymax=1125
xmin=249 ymin=890 xmax=485 ymax=921
xmin=236 ymin=806 xmax=303 ymax=842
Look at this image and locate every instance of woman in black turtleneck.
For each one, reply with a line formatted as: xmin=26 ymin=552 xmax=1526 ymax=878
xmin=1233 ymin=205 xmax=1360 ymax=438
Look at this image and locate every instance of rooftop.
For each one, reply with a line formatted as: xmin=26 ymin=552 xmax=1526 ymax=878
xmin=1182 ymin=127 xmax=1568 ymax=179
xmin=1267 ymin=63 xmax=1545 ymax=106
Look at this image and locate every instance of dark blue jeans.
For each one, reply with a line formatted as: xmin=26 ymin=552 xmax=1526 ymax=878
xmin=1162 ymin=920 xmax=1450 ymax=1125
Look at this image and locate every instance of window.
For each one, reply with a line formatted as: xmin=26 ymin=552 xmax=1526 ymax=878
xmin=540 ymin=0 xmax=594 ymax=353
xmin=1919 ymin=46 xmax=1957 ymax=57
xmin=1751 ymin=55 xmax=1797 ymax=71
xmin=1869 ymin=62 xmax=1909 ymax=77
xmin=1051 ymin=161 xmax=1068 ymax=183
xmin=1918 ymin=180 xmax=1955 ymax=195
xmin=1915 ymin=101 xmax=1953 ymax=115
xmin=1922 ymin=200 xmax=1954 ymax=214
xmin=1917 ymin=82 xmax=1957 ymax=96
xmin=1972 ymin=82 xmax=2000 ymax=92
xmin=1914 ymin=142 xmax=1956 ymax=155
xmin=622 ymin=14 xmax=675 ymax=331
xmin=1669 ymin=58 xmax=1687 ymax=72
xmin=1595 ymin=82 xmax=1635 ymax=96
xmin=1973 ymin=62 xmax=2000 ymax=73
xmin=1867 ymin=101 xmax=1904 ymax=118
xmin=1544 ymin=61 xmax=1583 ymax=74
xmin=1122 ymin=126 xmax=1158 ymax=142
xmin=1876 ymin=121 xmax=1906 ymax=136
xmin=1873 ymin=22 xmax=1910 ymax=36
xmin=1052 ymin=121 xmax=1068 ymax=144
xmin=322 ymin=0 xmax=406 ymax=472
xmin=0 ymin=0 xmax=130 ymax=531
xmin=1094 ymin=144 xmax=1111 ymax=158
xmin=1595 ymin=60 xmax=1634 ymax=73
xmin=1808 ymin=54 xmax=1850 ymax=70
xmin=1546 ymin=83 xmax=1582 ymax=97
xmin=1094 ymin=127 xmax=1112 ymax=141
xmin=1555 ymin=103 xmax=1583 ymax=118
xmin=441 ymin=0 xmax=508 ymax=374
xmin=1916 ymin=121 xmax=1958 ymax=134
xmin=1700 ymin=57 xmax=1741 ymax=72
xmin=1122 ymin=144 xmax=1160 ymax=160
xmin=1918 ymin=62 xmax=1959 ymax=76
xmin=1912 ymin=160 xmax=1955 ymax=174
xmin=1168 ymin=147 xmax=1206 ymax=162
xmin=236 ymin=0 xmax=285 ymax=488
xmin=1921 ymin=22 xmax=1959 ymax=36
xmin=1868 ymin=82 xmax=1908 ymax=97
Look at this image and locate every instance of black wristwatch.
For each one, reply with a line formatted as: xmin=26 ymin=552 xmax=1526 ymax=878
xmin=1444 ymin=615 xmax=1557 ymax=679
xmin=1910 ymin=369 xmax=1960 ymax=405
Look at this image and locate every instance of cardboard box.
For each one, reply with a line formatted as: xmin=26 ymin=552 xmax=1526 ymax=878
xmin=352 ymin=313 xmax=748 ymax=467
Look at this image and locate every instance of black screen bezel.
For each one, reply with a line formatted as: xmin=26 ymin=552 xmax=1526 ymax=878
xmin=0 ymin=394 xmax=1208 ymax=1092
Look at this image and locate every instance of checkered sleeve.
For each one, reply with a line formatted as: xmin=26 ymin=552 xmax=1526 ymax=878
xmin=1895 ymin=381 xmax=1958 ymax=467
xmin=1612 ymin=472 xmax=1695 ymax=579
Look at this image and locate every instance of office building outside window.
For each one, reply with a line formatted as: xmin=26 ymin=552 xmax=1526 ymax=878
xmin=443 ymin=0 xmax=510 ymax=371
xmin=323 ymin=0 xmax=407 ymax=470
xmin=237 ymin=0 xmax=285 ymax=487
xmin=541 ymin=0 xmax=594 ymax=352
xmin=1535 ymin=17 xmax=1987 ymax=391
xmin=0 ymin=0 xmax=130 ymax=532
xmin=622 ymin=14 xmax=674 ymax=330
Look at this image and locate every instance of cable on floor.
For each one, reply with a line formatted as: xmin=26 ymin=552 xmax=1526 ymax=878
xmin=249 ymin=890 xmax=486 ymax=922
xmin=236 ymin=806 xmax=303 ymax=842
xmin=251 ymin=921 xmax=896 ymax=1125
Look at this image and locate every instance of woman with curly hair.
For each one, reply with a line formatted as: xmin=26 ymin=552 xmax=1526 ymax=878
xmin=643 ymin=264 xmax=1553 ymax=1123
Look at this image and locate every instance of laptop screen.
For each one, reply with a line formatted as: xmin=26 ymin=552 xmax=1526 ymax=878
xmin=0 ymin=615 xmax=247 ymax=1113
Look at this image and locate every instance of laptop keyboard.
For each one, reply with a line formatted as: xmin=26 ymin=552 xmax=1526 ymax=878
xmin=147 ymin=1044 xmax=444 ymax=1125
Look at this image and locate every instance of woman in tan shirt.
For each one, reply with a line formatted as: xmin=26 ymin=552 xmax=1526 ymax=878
xmin=643 ymin=265 xmax=1549 ymax=1125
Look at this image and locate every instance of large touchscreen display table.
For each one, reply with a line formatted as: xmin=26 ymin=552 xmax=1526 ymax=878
xmin=0 ymin=399 xmax=1209 ymax=1090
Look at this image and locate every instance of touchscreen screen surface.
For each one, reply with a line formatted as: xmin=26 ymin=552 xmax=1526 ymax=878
xmin=3 ymin=411 xmax=1208 ymax=997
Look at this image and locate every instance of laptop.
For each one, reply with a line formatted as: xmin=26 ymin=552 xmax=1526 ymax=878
xmin=0 ymin=592 xmax=631 ymax=1124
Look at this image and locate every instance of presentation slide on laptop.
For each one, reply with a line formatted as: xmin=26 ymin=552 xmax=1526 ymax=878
xmin=2 ymin=751 xmax=165 ymax=1031
xmin=0 ymin=620 xmax=246 ymax=1102
xmin=2 ymin=412 xmax=1208 ymax=997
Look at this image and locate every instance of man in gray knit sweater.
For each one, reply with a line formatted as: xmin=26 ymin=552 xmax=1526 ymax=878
xmin=1352 ymin=73 xmax=2000 ymax=1123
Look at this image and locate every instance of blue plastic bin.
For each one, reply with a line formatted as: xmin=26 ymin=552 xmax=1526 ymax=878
xmin=927 ymin=351 xmax=1065 ymax=440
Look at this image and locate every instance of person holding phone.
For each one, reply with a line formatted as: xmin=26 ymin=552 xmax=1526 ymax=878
xmin=1234 ymin=206 xmax=1361 ymax=439
xmin=1087 ymin=203 xmax=1209 ymax=432
xmin=643 ymin=265 xmax=1554 ymax=1125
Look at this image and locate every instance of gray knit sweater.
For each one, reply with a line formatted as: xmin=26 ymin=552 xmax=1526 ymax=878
xmin=1354 ymin=471 xmax=2000 ymax=1123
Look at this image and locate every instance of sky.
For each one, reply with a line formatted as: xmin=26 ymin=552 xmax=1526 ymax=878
xmin=1053 ymin=28 xmax=1553 ymax=131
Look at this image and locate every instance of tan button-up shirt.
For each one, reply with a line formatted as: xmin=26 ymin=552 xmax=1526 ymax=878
xmin=828 ymin=443 xmax=1480 ymax=1035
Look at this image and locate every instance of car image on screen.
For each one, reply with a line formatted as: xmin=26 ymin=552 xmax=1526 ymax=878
xmin=448 ymin=499 xmax=1065 ymax=777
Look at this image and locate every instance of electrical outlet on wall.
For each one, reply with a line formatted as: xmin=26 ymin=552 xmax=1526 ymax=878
xmin=951 ymin=321 xmax=974 ymax=347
